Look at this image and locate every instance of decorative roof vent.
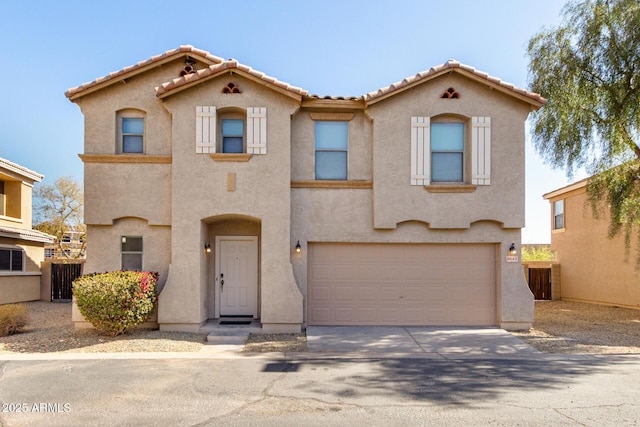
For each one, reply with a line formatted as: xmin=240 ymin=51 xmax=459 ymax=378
xmin=223 ymin=82 xmax=242 ymax=94
xmin=441 ymin=87 xmax=460 ymax=99
xmin=179 ymin=58 xmax=197 ymax=77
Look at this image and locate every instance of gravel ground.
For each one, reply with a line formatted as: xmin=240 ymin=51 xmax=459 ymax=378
xmin=513 ymin=300 xmax=640 ymax=354
xmin=1 ymin=300 xmax=639 ymax=354
xmin=0 ymin=302 xmax=207 ymax=353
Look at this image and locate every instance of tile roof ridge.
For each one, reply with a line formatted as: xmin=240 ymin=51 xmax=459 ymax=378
xmin=65 ymin=45 xmax=224 ymax=99
xmin=155 ymin=58 xmax=308 ymax=97
xmin=363 ymin=59 xmax=546 ymax=105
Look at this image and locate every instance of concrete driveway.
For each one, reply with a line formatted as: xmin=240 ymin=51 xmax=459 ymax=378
xmin=306 ymin=326 xmax=539 ymax=358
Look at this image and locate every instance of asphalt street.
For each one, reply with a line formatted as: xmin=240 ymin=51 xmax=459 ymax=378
xmin=1 ymin=353 xmax=640 ymax=426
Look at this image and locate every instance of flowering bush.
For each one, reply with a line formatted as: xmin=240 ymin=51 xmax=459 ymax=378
xmin=0 ymin=303 xmax=29 ymax=336
xmin=72 ymin=271 xmax=158 ymax=336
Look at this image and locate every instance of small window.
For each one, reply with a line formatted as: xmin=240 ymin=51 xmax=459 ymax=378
xmin=315 ymin=121 xmax=348 ymax=180
xmin=553 ymin=200 xmax=564 ymax=230
xmin=121 ymin=236 xmax=143 ymax=271
xmin=431 ymin=122 xmax=464 ymax=182
xmin=0 ymin=248 xmax=24 ymax=271
xmin=222 ymin=119 xmax=244 ymax=153
xmin=122 ymin=117 xmax=144 ymax=153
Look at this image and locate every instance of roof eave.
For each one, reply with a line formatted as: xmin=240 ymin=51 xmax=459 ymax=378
xmin=301 ymin=97 xmax=366 ymax=110
xmin=0 ymin=157 xmax=43 ymax=183
xmin=543 ymin=178 xmax=589 ymax=200
xmin=65 ymin=48 xmax=223 ymax=102
xmin=365 ymin=67 xmax=546 ymax=109
xmin=0 ymin=227 xmax=56 ymax=244
xmin=156 ymin=67 xmax=305 ymax=102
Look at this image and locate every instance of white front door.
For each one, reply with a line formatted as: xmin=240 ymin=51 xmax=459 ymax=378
xmin=216 ymin=236 xmax=258 ymax=317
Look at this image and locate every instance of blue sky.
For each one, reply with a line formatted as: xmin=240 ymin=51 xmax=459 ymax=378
xmin=0 ymin=0 xmax=585 ymax=243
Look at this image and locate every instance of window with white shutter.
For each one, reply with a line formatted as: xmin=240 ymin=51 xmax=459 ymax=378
xmin=196 ymin=107 xmax=267 ymax=156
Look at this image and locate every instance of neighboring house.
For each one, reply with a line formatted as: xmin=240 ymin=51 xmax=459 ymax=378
xmin=45 ymin=228 xmax=86 ymax=259
xmin=65 ymin=45 xmax=545 ymax=332
xmin=544 ymin=179 xmax=640 ymax=309
xmin=0 ymin=157 xmax=55 ymax=304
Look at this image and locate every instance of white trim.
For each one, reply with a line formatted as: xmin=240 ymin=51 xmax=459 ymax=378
xmin=214 ymin=235 xmax=258 ymax=318
xmin=410 ymin=117 xmax=430 ymax=185
xmin=196 ymin=106 xmax=216 ymax=154
xmin=247 ymin=107 xmax=267 ymax=154
xmin=471 ymin=116 xmax=491 ymax=185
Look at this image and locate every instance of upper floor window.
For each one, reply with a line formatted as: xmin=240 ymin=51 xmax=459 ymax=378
xmin=117 ymin=109 xmax=146 ymax=154
xmin=121 ymin=236 xmax=143 ymax=271
xmin=553 ymin=200 xmax=564 ymax=230
xmin=122 ymin=118 xmax=144 ymax=153
xmin=431 ymin=122 xmax=464 ymax=182
xmin=196 ymin=106 xmax=267 ymax=155
xmin=410 ymin=116 xmax=490 ymax=187
xmin=221 ymin=119 xmax=244 ymax=153
xmin=0 ymin=247 xmax=24 ymax=272
xmin=315 ymin=121 xmax=348 ymax=180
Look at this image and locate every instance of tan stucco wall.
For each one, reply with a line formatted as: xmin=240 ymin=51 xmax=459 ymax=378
xmin=83 ymin=163 xmax=171 ymax=226
xmin=0 ymin=181 xmax=34 ymax=229
xmin=0 ymin=274 xmax=41 ymax=305
xmin=0 ymin=238 xmax=45 ymax=304
xmin=157 ymin=74 xmax=303 ymax=332
xmin=365 ymin=75 xmax=530 ymax=229
xmin=81 ymin=220 xmax=171 ymax=285
xmin=548 ymin=187 xmax=640 ymax=308
xmin=291 ymin=188 xmax=533 ymax=329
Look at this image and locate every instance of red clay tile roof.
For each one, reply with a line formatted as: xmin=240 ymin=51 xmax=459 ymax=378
xmin=66 ymin=47 xmax=545 ymax=108
xmin=65 ymin=45 xmax=224 ymax=100
xmin=155 ymin=59 xmax=308 ymax=98
xmin=363 ymin=59 xmax=547 ymax=107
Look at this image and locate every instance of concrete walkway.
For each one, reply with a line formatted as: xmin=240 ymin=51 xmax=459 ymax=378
xmin=307 ymin=326 xmax=540 ymax=358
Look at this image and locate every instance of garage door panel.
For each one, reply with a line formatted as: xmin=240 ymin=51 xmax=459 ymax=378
xmin=308 ymin=243 xmax=496 ymax=326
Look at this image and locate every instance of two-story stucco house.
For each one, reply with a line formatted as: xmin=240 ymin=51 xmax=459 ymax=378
xmin=544 ymin=179 xmax=640 ymax=309
xmin=0 ymin=157 xmax=55 ymax=305
xmin=66 ymin=46 xmax=545 ymax=332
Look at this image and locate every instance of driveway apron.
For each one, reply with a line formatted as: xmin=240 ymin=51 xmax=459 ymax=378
xmin=306 ymin=326 xmax=539 ymax=358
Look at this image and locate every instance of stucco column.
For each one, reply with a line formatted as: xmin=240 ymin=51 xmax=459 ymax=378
xmin=499 ymin=232 xmax=534 ymax=330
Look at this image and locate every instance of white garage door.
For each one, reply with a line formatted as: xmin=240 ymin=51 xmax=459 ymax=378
xmin=307 ymin=243 xmax=496 ymax=326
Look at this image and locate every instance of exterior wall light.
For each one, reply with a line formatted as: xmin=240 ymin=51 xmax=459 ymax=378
xmin=204 ymin=243 xmax=211 ymax=253
xmin=509 ymin=243 xmax=517 ymax=256
xmin=295 ymin=241 xmax=301 ymax=254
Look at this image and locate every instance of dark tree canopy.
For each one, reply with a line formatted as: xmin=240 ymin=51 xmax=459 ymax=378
xmin=527 ymin=0 xmax=640 ymax=267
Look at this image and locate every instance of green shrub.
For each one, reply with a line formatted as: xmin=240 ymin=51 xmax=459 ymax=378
xmin=73 ymin=271 xmax=158 ymax=336
xmin=522 ymin=245 xmax=557 ymax=262
xmin=0 ymin=303 xmax=29 ymax=337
